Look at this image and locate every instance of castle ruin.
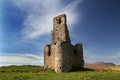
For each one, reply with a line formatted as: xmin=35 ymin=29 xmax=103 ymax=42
xmin=44 ymin=14 xmax=84 ymax=73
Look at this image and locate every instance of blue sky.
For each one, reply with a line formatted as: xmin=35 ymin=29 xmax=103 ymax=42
xmin=0 ymin=0 xmax=120 ymax=66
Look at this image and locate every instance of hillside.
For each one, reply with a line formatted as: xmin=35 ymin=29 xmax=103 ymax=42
xmin=105 ymin=66 xmax=120 ymax=71
xmin=84 ymin=62 xmax=115 ymax=71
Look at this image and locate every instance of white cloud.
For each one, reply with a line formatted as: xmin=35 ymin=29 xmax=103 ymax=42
xmin=11 ymin=0 xmax=82 ymax=39
xmin=0 ymin=53 xmax=44 ymax=66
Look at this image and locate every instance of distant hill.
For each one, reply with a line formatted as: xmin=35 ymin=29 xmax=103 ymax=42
xmin=94 ymin=62 xmax=115 ymax=66
xmin=84 ymin=62 xmax=115 ymax=71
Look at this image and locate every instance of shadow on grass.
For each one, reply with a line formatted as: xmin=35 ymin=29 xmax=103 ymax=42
xmin=71 ymin=68 xmax=95 ymax=72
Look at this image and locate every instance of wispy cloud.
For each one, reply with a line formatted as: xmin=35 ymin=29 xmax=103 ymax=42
xmin=11 ymin=0 xmax=82 ymax=39
xmin=0 ymin=53 xmax=43 ymax=66
xmin=84 ymin=50 xmax=120 ymax=65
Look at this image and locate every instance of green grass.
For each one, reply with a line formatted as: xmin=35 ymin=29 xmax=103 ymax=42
xmin=0 ymin=65 xmax=120 ymax=80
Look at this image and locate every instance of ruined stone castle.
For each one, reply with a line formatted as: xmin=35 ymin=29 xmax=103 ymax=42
xmin=44 ymin=14 xmax=84 ymax=73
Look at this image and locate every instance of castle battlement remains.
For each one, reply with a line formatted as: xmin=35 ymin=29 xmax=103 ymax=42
xmin=44 ymin=14 xmax=84 ymax=73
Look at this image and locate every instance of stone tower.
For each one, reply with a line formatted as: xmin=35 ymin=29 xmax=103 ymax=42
xmin=44 ymin=14 xmax=84 ymax=73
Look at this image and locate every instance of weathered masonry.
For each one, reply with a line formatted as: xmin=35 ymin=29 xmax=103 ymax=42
xmin=44 ymin=14 xmax=84 ymax=73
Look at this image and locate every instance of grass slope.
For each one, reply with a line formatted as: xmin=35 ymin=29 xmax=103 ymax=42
xmin=105 ymin=66 xmax=120 ymax=71
xmin=0 ymin=65 xmax=120 ymax=80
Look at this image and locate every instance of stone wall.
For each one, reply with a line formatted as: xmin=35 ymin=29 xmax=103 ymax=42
xmin=44 ymin=14 xmax=84 ymax=73
xmin=52 ymin=14 xmax=70 ymax=44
